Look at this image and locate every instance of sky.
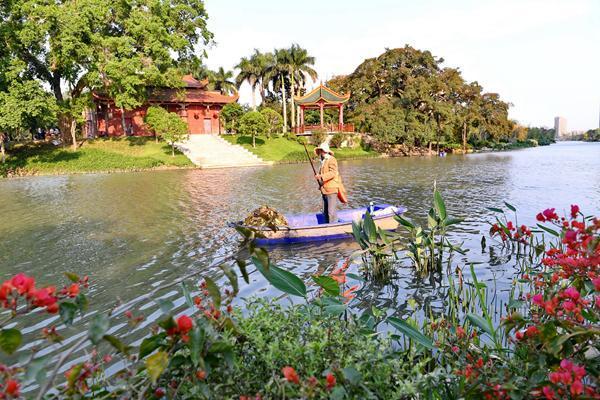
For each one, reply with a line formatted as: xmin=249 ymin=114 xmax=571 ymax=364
xmin=202 ymin=0 xmax=600 ymax=131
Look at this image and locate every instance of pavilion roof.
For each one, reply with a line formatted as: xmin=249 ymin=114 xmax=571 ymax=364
xmin=294 ymin=84 xmax=350 ymax=105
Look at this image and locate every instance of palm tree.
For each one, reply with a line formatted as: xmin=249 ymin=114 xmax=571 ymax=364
xmin=252 ymin=50 xmax=274 ymax=103
xmin=235 ymin=56 xmax=260 ymax=109
xmin=265 ymin=48 xmax=292 ymax=132
xmin=287 ymin=44 xmax=318 ymax=130
xmin=209 ymin=67 xmax=237 ymax=95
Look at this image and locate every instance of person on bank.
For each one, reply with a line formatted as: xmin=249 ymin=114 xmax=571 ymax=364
xmin=314 ymin=142 xmax=346 ymax=224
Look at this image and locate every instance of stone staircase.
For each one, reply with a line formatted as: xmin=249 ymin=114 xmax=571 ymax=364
xmin=176 ymin=134 xmax=270 ymax=169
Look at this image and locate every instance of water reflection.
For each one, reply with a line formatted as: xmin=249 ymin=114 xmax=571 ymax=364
xmin=0 ymin=141 xmax=599 ymax=372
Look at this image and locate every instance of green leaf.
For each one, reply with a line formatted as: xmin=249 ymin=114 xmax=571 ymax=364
xmin=189 ymin=326 xmax=205 ymax=367
xmin=395 ymin=215 xmax=415 ymax=229
xmin=486 ymin=207 xmax=504 ymax=213
xmin=88 ymin=314 xmax=110 ymax=345
xmin=466 ymin=313 xmax=495 ymax=337
xmin=181 ymin=282 xmax=194 ymax=309
xmin=434 ymin=190 xmax=447 ymax=220
xmin=252 ymin=247 xmax=270 ymax=270
xmin=341 ymin=366 xmax=362 ymax=385
xmin=363 ymin=212 xmax=377 ymax=243
xmin=0 ymin=329 xmax=22 ymax=355
xmin=25 ymin=356 xmax=49 ymax=384
xmin=236 ymin=258 xmax=250 ymax=284
xmin=64 ymin=272 xmax=80 ymax=283
xmin=443 ymin=217 xmax=463 ymax=227
xmin=387 ymin=317 xmax=435 ymax=350
xmin=157 ymin=299 xmax=175 ymax=314
xmin=345 ymin=273 xmax=365 ymax=282
xmin=139 ymin=334 xmax=164 ymax=359
xmin=203 ymin=277 xmax=222 ymax=308
xmin=219 ymin=263 xmax=239 ymax=296
xmin=74 ymin=293 xmax=89 ymax=314
xmin=59 ymin=302 xmax=78 ymax=326
xmin=146 ymin=351 xmax=169 ymax=383
xmin=312 ymin=275 xmax=340 ymax=296
xmin=504 ymin=201 xmax=517 ymax=212
xmin=254 ymin=261 xmax=306 ymax=298
xmin=103 ymin=335 xmax=130 ymax=355
xmin=537 ymin=224 xmax=560 ymax=237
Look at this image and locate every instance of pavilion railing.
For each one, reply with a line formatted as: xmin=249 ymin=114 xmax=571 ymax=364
xmin=293 ymin=124 xmax=355 ymax=134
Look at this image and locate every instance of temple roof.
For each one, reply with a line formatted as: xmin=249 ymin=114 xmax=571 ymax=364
xmin=294 ymin=84 xmax=350 ymax=105
xmin=181 ymin=74 xmax=209 ymax=89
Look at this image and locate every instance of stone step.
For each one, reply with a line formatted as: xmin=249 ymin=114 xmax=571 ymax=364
xmin=176 ymin=134 xmax=270 ymax=169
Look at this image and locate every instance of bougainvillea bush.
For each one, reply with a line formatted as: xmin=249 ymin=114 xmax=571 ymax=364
xmin=0 ymin=204 xmax=598 ymax=399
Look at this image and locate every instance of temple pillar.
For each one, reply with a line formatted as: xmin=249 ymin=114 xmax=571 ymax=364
xmin=300 ymin=106 xmax=305 ymax=133
xmin=339 ymin=104 xmax=344 ymax=131
xmin=319 ymin=101 xmax=324 ymax=128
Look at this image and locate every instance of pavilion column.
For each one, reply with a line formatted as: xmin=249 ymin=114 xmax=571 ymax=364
xmin=339 ymin=104 xmax=344 ymax=131
xmin=300 ymin=106 xmax=305 ymax=133
xmin=319 ymin=101 xmax=324 ymax=128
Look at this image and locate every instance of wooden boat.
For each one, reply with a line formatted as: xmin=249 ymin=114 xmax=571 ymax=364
xmin=234 ymin=204 xmax=407 ymax=245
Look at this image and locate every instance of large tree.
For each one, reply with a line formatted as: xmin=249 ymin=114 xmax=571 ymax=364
xmin=286 ymin=44 xmax=317 ymax=130
xmin=209 ymin=67 xmax=237 ymax=95
xmin=2 ymin=0 xmax=212 ymax=149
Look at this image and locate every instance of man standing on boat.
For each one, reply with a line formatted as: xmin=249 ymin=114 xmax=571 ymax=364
xmin=314 ymin=142 xmax=342 ymax=224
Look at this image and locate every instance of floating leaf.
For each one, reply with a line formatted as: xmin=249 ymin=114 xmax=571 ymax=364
xmin=146 ymin=351 xmax=168 ymax=383
xmin=387 ymin=317 xmax=435 ymax=349
xmin=203 ymin=277 xmax=222 ymax=308
xmin=0 ymin=329 xmax=22 ymax=354
xmin=254 ymin=261 xmax=306 ymax=298
xmin=89 ymin=314 xmax=110 ymax=345
xmin=312 ymin=275 xmax=340 ymax=296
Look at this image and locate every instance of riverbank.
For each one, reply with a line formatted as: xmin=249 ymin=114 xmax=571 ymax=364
xmin=0 ymin=137 xmax=194 ymax=178
xmin=222 ymin=135 xmax=380 ymax=162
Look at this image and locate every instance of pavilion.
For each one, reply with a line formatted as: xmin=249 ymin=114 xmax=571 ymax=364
xmin=293 ymin=84 xmax=354 ymax=133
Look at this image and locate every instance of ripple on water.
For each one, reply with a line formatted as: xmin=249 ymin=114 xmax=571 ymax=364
xmin=0 ymin=141 xmax=599 ymax=376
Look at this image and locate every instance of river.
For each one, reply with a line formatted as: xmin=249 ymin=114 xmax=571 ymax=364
xmin=1 ymin=141 xmax=599 ymax=369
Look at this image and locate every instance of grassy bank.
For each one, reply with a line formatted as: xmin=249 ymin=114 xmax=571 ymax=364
xmin=0 ymin=137 xmax=193 ymax=177
xmin=222 ymin=134 xmax=379 ymax=163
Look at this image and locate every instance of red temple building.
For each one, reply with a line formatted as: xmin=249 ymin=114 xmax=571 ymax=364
xmin=293 ymin=84 xmax=354 ymax=133
xmin=86 ymin=75 xmax=238 ymax=137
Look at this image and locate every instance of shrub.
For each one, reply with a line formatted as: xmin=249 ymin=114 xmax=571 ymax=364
xmin=259 ymin=107 xmax=282 ymax=138
xmin=145 ymin=106 xmax=188 ymax=155
xmin=330 ymin=132 xmax=345 ymax=148
xmin=311 ymin=128 xmax=327 ymax=146
xmin=220 ymin=103 xmax=245 ymax=133
xmin=239 ymin=111 xmax=268 ymax=148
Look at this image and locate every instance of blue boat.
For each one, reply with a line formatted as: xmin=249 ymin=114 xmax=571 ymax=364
xmin=235 ymin=204 xmax=407 ymax=245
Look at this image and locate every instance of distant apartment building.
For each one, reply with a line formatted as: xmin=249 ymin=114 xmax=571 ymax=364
xmin=554 ymin=116 xmax=567 ymax=138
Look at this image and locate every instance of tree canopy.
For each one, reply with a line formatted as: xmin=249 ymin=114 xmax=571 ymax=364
xmin=327 ymin=46 xmax=513 ymax=149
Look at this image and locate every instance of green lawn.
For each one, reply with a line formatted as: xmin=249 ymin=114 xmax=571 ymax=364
xmin=222 ymin=134 xmax=379 ymax=163
xmin=1 ymin=137 xmax=193 ymax=177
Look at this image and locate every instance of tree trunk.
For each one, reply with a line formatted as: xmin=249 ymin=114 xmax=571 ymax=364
xmin=0 ymin=134 xmax=6 ymax=164
xmin=171 ymin=143 xmax=175 ymax=157
xmin=251 ymin=78 xmax=257 ymax=110
xmin=120 ymin=106 xmax=127 ymax=136
xmin=70 ymin=119 xmax=77 ymax=151
xmin=462 ymin=122 xmax=467 ymax=152
xmin=290 ymin=73 xmax=296 ymax=131
xmin=281 ymin=75 xmax=287 ymax=133
xmin=252 ymin=131 xmax=256 ymax=148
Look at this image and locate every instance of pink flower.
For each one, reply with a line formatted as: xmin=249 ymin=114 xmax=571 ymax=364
xmin=570 ymin=379 xmax=584 ymax=396
xmin=532 ymin=294 xmax=544 ymax=306
xmin=563 ymin=287 xmax=580 ymax=301
xmin=562 ymin=300 xmax=576 ymax=312
xmin=542 ymin=208 xmax=558 ymax=221
xmin=570 ymin=204 xmax=580 ymax=218
xmin=592 ymin=277 xmax=600 ymax=291
xmin=282 ymin=366 xmax=300 ymax=384
xmin=542 ymin=386 xmax=555 ymax=400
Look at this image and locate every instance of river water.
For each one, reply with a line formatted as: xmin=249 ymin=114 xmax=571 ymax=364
xmin=1 ymin=141 xmax=599 ymax=369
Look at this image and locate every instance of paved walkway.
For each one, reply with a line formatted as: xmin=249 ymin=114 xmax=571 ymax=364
xmin=176 ymin=134 xmax=270 ymax=169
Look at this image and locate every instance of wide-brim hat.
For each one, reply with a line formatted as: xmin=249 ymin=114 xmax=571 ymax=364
xmin=314 ymin=142 xmax=334 ymax=155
